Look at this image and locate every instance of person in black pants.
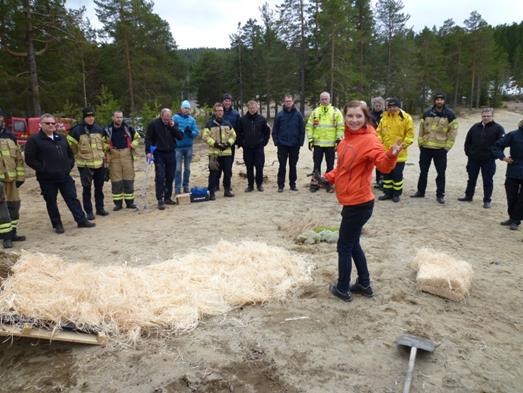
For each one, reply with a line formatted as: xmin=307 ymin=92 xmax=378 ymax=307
xmin=237 ymin=100 xmax=270 ymax=192
xmin=24 ymin=113 xmax=95 ymax=233
xmin=493 ymin=119 xmax=523 ymax=231
xmin=459 ymin=108 xmax=505 ymax=208
xmin=272 ymin=95 xmax=305 ymax=192
xmin=145 ymin=108 xmax=183 ymax=210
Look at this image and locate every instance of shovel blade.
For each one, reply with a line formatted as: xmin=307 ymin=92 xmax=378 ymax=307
xmin=398 ymin=334 xmax=434 ymax=352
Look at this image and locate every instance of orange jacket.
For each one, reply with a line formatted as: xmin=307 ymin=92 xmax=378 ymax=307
xmin=325 ymin=125 xmax=398 ymax=206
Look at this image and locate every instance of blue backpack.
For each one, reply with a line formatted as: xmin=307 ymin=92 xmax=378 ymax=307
xmin=190 ymin=187 xmax=210 ymax=202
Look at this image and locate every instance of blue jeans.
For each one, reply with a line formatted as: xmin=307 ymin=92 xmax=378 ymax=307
xmin=175 ymin=146 xmax=193 ymax=193
xmin=337 ymin=202 xmax=374 ymax=292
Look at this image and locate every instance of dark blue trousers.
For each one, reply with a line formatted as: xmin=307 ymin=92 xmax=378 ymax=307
xmin=464 ymin=158 xmax=496 ymax=202
xmin=277 ymin=145 xmax=300 ymax=189
xmin=78 ymin=167 xmax=106 ymax=214
xmin=243 ymin=145 xmax=265 ymax=187
xmin=154 ymin=150 xmax=175 ymax=202
xmin=505 ymin=177 xmax=523 ymax=224
xmin=39 ymin=176 xmax=87 ymax=228
xmin=209 ymin=155 xmax=233 ymax=193
xmin=337 ymin=202 xmax=374 ymax=292
xmin=416 ymin=147 xmax=447 ymax=198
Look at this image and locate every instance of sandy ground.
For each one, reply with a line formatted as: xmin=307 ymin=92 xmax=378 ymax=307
xmin=0 ymin=109 xmax=522 ymax=393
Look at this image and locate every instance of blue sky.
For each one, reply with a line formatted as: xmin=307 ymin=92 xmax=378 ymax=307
xmin=66 ymin=0 xmax=523 ymax=49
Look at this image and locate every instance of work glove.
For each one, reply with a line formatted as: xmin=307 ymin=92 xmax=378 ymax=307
xmin=184 ymin=126 xmax=192 ymax=137
xmin=16 ymin=181 xmax=24 ymax=188
xmin=308 ymin=140 xmax=313 ymax=151
xmin=213 ymin=141 xmax=221 ymax=148
xmin=219 ymin=142 xmax=228 ymax=150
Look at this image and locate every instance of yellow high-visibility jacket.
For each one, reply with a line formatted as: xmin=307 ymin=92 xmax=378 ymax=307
xmin=377 ymin=110 xmax=414 ymax=163
xmin=306 ymin=104 xmax=344 ymax=147
xmin=202 ymin=118 xmax=236 ymax=157
xmin=418 ymin=107 xmax=459 ymax=150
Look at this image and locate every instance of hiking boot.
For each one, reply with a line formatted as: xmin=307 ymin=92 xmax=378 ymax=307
xmin=3 ymin=238 xmax=12 ymax=249
xmin=410 ymin=191 xmax=425 ymax=198
xmin=290 ymin=185 xmax=298 ymax=191
xmin=224 ymin=189 xmax=235 ymax=197
xmin=278 ymin=187 xmax=284 ymax=193
xmin=257 ymin=185 xmax=264 ymax=192
xmin=350 ymin=280 xmax=374 ymax=298
xmin=113 ymin=205 xmax=123 ymax=211
xmin=392 ymin=195 xmax=400 ymax=203
xmin=96 ymin=209 xmax=109 ymax=216
xmin=164 ymin=199 xmax=176 ymax=205
xmin=329 ymin=283 xmax=352 ymax=302
xmin=86 ymin=212 xmax=95 ymax=221
xmin=436 ymin=196 xmax=445 ymax=204
xmin=483 ymin=201 xmax=492 ymax=209
xmin=78 ymin=221 xmax=96 ymax=228
xmin=245 ymin=186 xmax=254 ymax=192
xmin=500 ymin=219 xmax=513 ymax=226
xmin=510 ymin=222 xmax=519 ymax=230
xmin=378 ymin=194 xmax=392 ymax=201
xmin=209 ymin=193 xmax=216 ymax=201
xmin=458 ymin=196 xmax=472 ymax=202
xmin=12 ymin=229 xmax=26 ymax=242
xmin=54 ymin=224 xmax=65 ymax=234
xmin=126 ymin=202 xmax=137 ymax=209
xmin=183 ymin=187 xmax=190 ymax=193
xmin=158 ymin=200 xmax=165 ymax=210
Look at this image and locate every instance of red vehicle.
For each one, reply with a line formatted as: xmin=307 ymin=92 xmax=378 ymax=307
xmin=4 ymin=117 xmax=75 ymax=148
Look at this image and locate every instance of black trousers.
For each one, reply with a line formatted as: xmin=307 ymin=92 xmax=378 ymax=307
xmin=505 ymin=177 xmax=523 ymax=224
xmin=78 ymin=167 xmax=106 ymax=214
xmin=209 ymin=155 xmax=233 ymax=193
xmin=243 ymin=146 xmax=265 ymax=187
xmin=38 ymin=176 xmax=87 ymax=228
xmin=154 ymin=150 xmax=175 ymax=202
xmin=464 ymin=158 xmax=496 ymax=202
xmin=277 ymin=145 xmax=300 ymax=188
xmin=416 ymin=147 xmax=447 ymax=198
xmin=383 ymin=162 xmax=405 ymax=197
xmin=218 ymin=145 xmax=235 ymax=188
xmin=313 ymin=146 xmax=335 ymax=174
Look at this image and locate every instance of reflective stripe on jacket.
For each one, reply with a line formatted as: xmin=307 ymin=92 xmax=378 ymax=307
xmin=68 ymin=124 xmax=106 ymax=168
xmin=0 ymin=129 xmax=24 ymax=182
xmin=202 ymin=118 xmax=236 ymax=157
xmin=306 ymin=104 xmax=344 ymax=147
xmin=419 ymin=106 xmax=458 ymax=150
xmin=377 ymin=110 xmax=414 ymax=163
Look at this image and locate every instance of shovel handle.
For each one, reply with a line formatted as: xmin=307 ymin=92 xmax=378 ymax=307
xmin=402 ymin=347 xmax=418 ymax=393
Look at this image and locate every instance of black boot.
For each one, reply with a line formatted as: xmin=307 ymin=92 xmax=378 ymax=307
xmin=224 ymin=188 xmax=235 ymax=197
xmin=125 ymin=199 xmax=137 ymax=209
xmin=209 ymin=192 xmax=216 ymax=201
xmin=12 ymin=228 xmax=26 ymax=242
xmin=3 ymin=232 xmax=13 ymax=249
xmin=113 ymin=201 xmax=123 ymax=211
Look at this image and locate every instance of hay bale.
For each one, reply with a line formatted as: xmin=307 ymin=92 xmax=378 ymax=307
xmin=0 ymin=241 xmax=312 ymax=343
xmin=412 ymin=248 xmax=473 ymax=301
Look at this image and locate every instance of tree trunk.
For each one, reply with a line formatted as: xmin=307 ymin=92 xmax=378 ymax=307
xmin=122 ymin=33 xmax=135 ymax=113
xmin=299 ymin=0 xmax=306 ymax=115
xmin=475 ymin=75 xmax=481 ymax=108
xmin=24 ymin=0 xmax=41 ymax=116
xmin=330 ymin=32 xmax=335 ymax=100
xmin=453 ymin=47 xmax=461 ymax=107
xmin=469 ymin=67 xmax=475 ymax=109
xmin=81 ymin=55 xmax=87 ymax=107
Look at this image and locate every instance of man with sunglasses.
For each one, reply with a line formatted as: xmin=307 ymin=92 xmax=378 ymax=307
xmin=25 ymin=114 xmax=95 ymax=233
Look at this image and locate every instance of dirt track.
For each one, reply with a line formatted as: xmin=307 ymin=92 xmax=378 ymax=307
xmin=0 ymin=109 xmax=522 ymax=393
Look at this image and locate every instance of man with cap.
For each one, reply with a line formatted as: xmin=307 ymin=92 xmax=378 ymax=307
xmin=217 ymin=93 xmax=240 ymax=191
xmin=459 ymin=108 xmax=504 ymax=208
xmin=104 ymin=110 xmax=140 ymax=211
xmin=173 ymin=100 xmax=199 ymax=195
xmin=411 ymin=93 xmax=458 ymax=204
xmin=67 ymin=108 xmax=109 ymax=220
xmin=25 ymin=113 xmax=95 ymax=233
xmin=376 ymin=97 xmax=414 ymax=202
xmin=145 ymin=108 xmax=183 ymax=209
xmin=0 ymin=108 xmax=26 ymax=248
xmin=305 ymin=91 xmax=344 ymax=192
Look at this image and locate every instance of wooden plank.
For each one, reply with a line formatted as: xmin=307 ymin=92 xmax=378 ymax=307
xmin=0 ymin=324 xmax=107 ymax=346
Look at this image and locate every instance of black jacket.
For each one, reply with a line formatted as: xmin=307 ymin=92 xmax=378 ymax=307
xmin=24 ymin=130 xmax=75 ymax=181
xmin=465 ymin=121 xmax=505 ymax=161
xmin=145 ymin=118 xmax=183 ymax=153
xmin=494 ymin=125 xmax=523 ymax=180
xmin=237 ymin=112 xmax=270 ymax=148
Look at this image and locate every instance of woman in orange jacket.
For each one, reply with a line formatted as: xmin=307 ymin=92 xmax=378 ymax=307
xmin=323 ymin=100 xmax=403 ymax=302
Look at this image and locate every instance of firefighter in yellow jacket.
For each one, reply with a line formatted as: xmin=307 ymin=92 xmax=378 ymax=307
xmin=306 ymin=91 xmax=343 ymax=192
xmin=0 ymin=109 xmax=26 ymax=248
xmin=104 ymin=111 xmax=139 ymax=210
xmin=202 ymin=103 xmax=237 ymax=200
xmin=377 ymin=97 xmax=414 ymax=202
xmin=67 ymin=108 xmax=109 ymax=220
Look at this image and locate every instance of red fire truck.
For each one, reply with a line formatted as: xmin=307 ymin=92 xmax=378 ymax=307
xmin=4 ymin=117 xmax=75 ymax=149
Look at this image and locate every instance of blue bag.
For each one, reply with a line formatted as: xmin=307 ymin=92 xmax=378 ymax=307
xmin=190 ymin=187 xmax=210 ymax=202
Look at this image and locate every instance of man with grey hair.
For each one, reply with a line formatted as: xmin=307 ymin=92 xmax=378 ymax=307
xmin=306 ymin=91 xmax=343 ymax=192
xmin=459 ymin=108 xmax=505 ymax=208
xmin=145 ymin=108 xmax=183 ymax=210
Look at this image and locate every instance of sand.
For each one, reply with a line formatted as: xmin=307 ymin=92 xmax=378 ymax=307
xmin=0 ymin=108 xmax=522 ymax=393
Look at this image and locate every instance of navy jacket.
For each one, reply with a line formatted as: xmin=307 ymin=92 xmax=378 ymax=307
xmin=223 ymin=107 xmax=240 ymax=131
xmin=25 ymin=130 xmax=75 ymax=181
xmin=494 ymin=125 xmax=523 ymax=179
xmin=465 ymin=121 xmax=505 ymax=161
xmin=272 ymin=106 xmax=305 ymax=147
xmin=237 ymin=112 xmax=270 ymax=148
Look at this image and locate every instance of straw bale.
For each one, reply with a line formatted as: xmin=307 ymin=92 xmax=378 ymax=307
xmin=412 ymin=248 xmax=473 ymax=302
xmin=0 ymin=241 xmax=312 ymax=343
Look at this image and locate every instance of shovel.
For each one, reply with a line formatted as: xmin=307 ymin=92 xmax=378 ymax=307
xmin=397 ymin=334 xmax=434 ymax=393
